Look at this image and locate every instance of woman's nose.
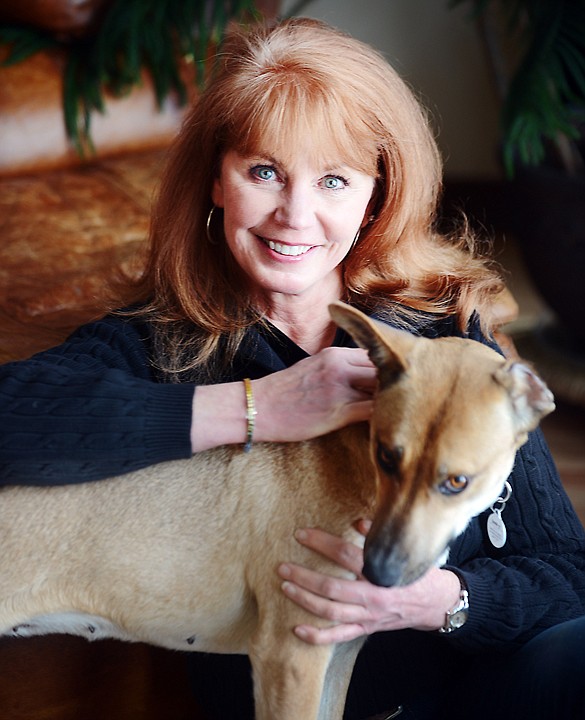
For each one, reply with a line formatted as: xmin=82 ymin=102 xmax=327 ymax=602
xmin=274 ymin=184 xmax=316 ymax=229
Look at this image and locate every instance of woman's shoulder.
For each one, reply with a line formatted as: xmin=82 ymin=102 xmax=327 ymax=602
xmin=65 ymin=308 xmax=153 ymax=347
xmin=2 ymin=308 xmax=157 ymax=378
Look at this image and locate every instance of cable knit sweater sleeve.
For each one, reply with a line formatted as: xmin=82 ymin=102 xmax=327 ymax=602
xmin=0 ymin=315 xmax=195 ymax=485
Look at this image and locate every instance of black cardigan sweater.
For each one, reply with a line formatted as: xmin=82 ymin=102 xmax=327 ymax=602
xmin=1 ymin=310 xmax=584 ymax=654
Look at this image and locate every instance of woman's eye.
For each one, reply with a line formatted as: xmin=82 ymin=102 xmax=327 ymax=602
xmin=321 ymin=175 xmax=348 ymax=190
xmin=251 ymin=166 xmax=276 ymax=181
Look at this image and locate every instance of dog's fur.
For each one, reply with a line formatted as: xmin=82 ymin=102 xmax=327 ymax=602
xmin=0 ymin=303 xmax=554 ymax=719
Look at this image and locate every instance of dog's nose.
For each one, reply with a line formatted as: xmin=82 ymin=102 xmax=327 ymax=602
xmin=362 ymin=551 xmax=403 ymax=588
xmin=363 ymin=539 xmax=429 ymax=587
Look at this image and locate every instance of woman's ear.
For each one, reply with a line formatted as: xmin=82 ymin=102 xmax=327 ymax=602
xmin=211 ymin=177 xmax=224 ymax=208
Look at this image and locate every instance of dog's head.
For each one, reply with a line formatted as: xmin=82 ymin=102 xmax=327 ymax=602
xmin=330 ymin=302 xmax=555 ymax=588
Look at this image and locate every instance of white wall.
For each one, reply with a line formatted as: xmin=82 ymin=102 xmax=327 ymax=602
xmin=281 ymin=0 xmax=502 ymax=179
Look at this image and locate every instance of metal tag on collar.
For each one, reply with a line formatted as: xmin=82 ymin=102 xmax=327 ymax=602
xmin=487 ymin=481 xmax=512 ymax=548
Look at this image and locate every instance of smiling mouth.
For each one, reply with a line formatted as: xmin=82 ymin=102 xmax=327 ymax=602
xmin=260 ymin=237 xmax=313 ymax=257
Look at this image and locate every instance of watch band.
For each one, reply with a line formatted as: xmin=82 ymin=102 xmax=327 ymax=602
xmin=439 ymin=571 xmax=469 ymax=634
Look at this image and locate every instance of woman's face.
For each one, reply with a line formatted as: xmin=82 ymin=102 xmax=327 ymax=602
xmin=212 ymin=149 xmax=376 ymax=304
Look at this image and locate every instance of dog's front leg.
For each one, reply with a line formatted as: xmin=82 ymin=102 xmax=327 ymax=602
xmin=249 ymin=622 xmax=361 ymax=720
xmin=249 ymin=633 xmax=338 ymax=720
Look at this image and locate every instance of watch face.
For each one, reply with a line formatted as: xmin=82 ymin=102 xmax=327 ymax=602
xmin=450 ymin=610 xmax=468 ymax=629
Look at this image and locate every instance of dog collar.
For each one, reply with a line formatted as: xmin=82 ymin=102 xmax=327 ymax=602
xmin=439 ymin=572 xmax=469 ymax=634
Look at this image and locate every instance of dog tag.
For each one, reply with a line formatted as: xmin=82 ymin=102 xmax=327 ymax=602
xmin=487 ymin=509 xmax=507 ymax=548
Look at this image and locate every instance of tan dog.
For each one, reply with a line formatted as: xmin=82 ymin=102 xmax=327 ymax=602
xmin=0 ymin=302 xmax=554 ymax=719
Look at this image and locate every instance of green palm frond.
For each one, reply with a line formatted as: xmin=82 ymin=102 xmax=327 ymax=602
xmin=0 ymin=0 xmax=258 ymax=156
xmin=501 ymin=1 xmax=585 ymax=174
xmin=451 ymin=0 xmax=585 ymax=175
xmin=0 ymin=25 xmax=58 ymax=64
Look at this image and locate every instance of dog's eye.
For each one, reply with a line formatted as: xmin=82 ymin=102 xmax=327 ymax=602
xmin=439 ymin=475 xmax=469 ymax=495
xmin=376 ymin=443 xmax=402 ymax=475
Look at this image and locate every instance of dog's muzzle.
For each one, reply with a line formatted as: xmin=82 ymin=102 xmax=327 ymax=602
xmin=362 ymin=544 xmax=409 ymax=587
xmin=362 ymin=536 xmax=431 ymax=588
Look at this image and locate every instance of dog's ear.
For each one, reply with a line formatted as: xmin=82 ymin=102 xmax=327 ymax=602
xmin=329 ymin=302 xmax=415 ymax=385
xmin=493 ymin=360 xmax=555 ymax=434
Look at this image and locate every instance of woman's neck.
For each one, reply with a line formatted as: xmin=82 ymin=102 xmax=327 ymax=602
xmin=265 ymin=293 xmax=344 ymax=354
xmin=268 ymin=311 xmax=338 ymax=355
xmin=260 ymin=271 xmax=346 ymax=354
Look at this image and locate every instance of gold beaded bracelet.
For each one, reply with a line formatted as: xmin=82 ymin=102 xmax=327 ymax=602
xmin=243 ymin=377 xmax=257 ymax=453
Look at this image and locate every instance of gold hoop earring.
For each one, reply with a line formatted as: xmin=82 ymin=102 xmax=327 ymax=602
xmin=206 ymin=205 xmax=219 ymax=245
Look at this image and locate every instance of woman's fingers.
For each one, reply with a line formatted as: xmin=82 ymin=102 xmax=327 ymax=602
xmin=347 ymin=360 xmax=378 ymax=393
xmin=293 ymin=621 xmax=366 ymax=645
xmin=279 ymin=563 xmax=367 ymax=612
xmin=294 ymin=527 xmax=366 ymax=576
xmin=279 ymin=564 xmax=371 ymax=645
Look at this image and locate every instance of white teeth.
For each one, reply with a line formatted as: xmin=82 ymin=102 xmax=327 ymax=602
xmin=265 ymin=239 xmax=312 ymax=256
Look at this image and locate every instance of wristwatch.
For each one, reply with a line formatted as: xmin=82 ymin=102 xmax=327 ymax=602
xmin=439 ymin=573 xmax=469 ymax=634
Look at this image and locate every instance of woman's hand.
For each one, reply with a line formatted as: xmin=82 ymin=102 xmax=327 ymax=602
xmin=254 ymin=347 xmax=376 ymax=442
xmin=191 ymin=347 xmax=375 ymax=452
xmin=277 ymin=524 xmax=462 ymax=645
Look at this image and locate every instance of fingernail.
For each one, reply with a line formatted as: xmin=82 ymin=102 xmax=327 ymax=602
xmin=295 ymin=529 xmax=308 ymax=542
xmin=282 ymin=581 xmax=296 ymax=596
xmin=278 ymin=563 xmax=291 ymax=578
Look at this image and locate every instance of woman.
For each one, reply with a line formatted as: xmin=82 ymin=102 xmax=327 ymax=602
xmin=1 ymin=17 xmax=584 ymax=720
